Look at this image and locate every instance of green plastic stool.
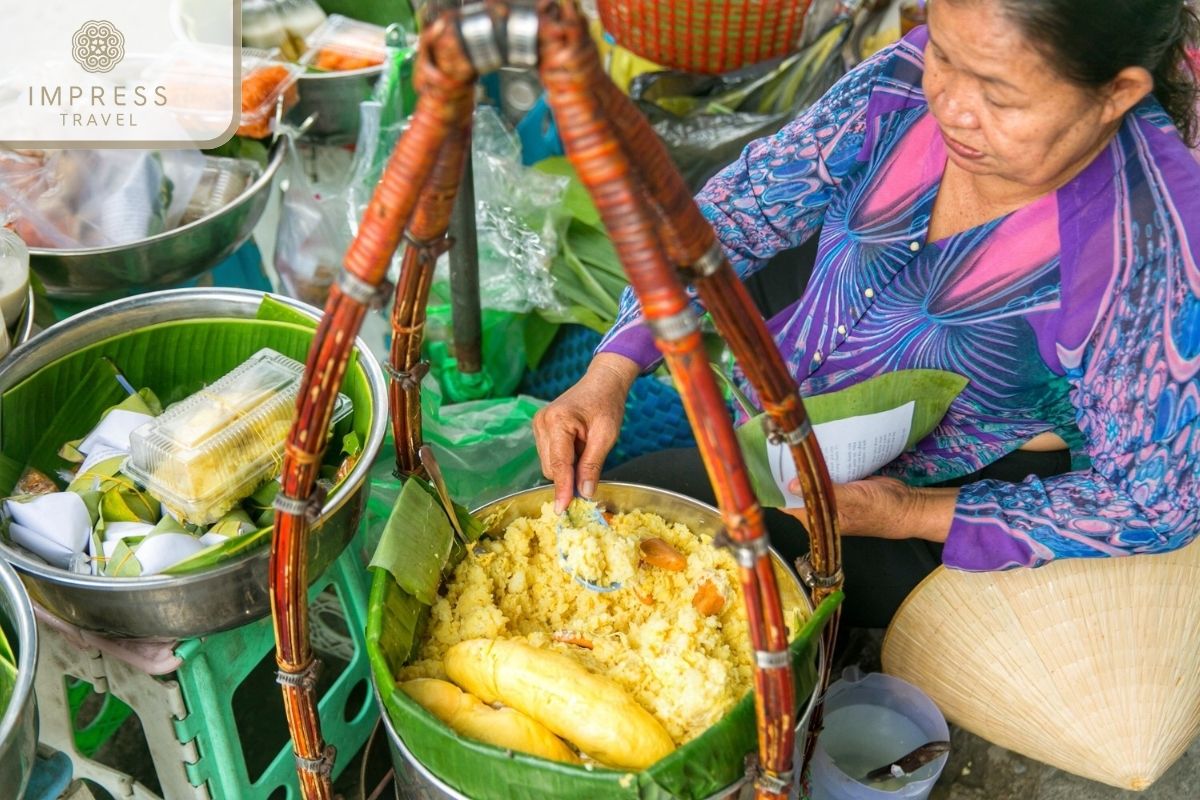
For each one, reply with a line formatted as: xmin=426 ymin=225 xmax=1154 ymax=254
xmin=175 ymin=541 xmax=377 ymax=799
xmin=66 ymin=680 xmax=134 ymax=758
xmin=35 ymin=530 xmax=376 ymax=800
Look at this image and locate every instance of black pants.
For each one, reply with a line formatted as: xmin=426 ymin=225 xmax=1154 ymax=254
xmin=606 ymin=447 xmax=1071 ymax=629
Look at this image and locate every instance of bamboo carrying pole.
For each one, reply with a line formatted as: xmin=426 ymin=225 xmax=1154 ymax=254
xmin=270 ymin=2 xmax=842 ymax=797
xmin=269 ymin=15 xmax=476 ymax=796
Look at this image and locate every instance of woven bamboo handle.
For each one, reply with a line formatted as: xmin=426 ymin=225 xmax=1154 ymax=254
xmin=538 ymin=3 xmax=807 ymax=795
xmin=274 ymin=3 xmax=843 ymax=798
xmin=389 ymin=120 xmax=474 ymax=477
xmin=592 ymin=68 xmax=844 ymax=778
xmin=269 ymin=14 xmax=476 ymax=798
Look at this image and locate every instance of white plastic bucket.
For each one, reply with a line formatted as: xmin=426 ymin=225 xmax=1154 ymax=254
xmin=809 ymin=667 xmax=950 ymax=800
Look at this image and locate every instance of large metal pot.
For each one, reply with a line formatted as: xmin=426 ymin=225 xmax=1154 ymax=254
xmin=28 ymin=142 xmax=287 ymax=302
xmin=381 ymin=482 xmax=823 ymax=800
xmin=0 ymin=557 xmax=38 ymax=798
xmin=0 ymin=288 xmax=388 ymax=639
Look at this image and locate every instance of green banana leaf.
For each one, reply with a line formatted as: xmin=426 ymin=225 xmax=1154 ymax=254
xmin=0 ymin=454 xmax=21 ymax=501
xmin=99 ymin=482 xmax=160 ymax=524
xmin=208 ymin=508 xmax=256 ymax=538
xmin=18 ymin=359 xmax=127 ymax=494
xmin=368 ymin=478 xmax=454 ymax=606
xmin=534 ymin=158 xmax=602 ymax=227
xmin=366 ymin=500 xmax=842 ymax=800
xmin=0 ymin=635 xmax=14 ymax=726
xmin=734 ymin=369 xmax=969 ymax=507
xmin=0 ymin=297 xmax=376 ymax=576
xmin=150 ymin=514 xmax=188 ymax=535
xmin=103 ymin=538 xmax=143 ymax=577
xmin=66 ymin=454 xmax=126 ymax=494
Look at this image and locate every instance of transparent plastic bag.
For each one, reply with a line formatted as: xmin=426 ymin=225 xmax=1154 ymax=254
xmin=461 ymin=106 xmax=567 ymax=313
xmin=0 ymin=149 xmax=205 ymax=248
xmin=347 ymin=103 xmax=567 ymax=313
xmin=274 ymin=142 xmax=353 ymax=308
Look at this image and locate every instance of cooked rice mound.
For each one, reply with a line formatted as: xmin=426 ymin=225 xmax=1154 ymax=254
xmin=402 ymin=501 xmax=796 ymax=745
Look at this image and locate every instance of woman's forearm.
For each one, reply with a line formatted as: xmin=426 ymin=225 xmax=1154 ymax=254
xmin=835 ymin=478 xmax=959 ymax=542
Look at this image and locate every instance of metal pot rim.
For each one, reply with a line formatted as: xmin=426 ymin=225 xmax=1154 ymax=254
xmin=298 ymin=63 xmax=384 ymax=81
xmin=0 ymin=287 xmax=388 ymax=590
xmin=26 ymin=141 xmax=287 ymax=258
xmin=0 ymin=557 xmax=36 ymax=760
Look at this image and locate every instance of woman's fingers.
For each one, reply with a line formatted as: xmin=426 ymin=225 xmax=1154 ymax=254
xmin=533 ymin=406 xmax=581 ymax=513
xmin=532 ymin=354 xmax=639 ymax=513
xmin=575 ymin=415 xmax=619 ymax=500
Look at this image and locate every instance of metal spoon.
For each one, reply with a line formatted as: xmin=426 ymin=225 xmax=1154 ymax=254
xmin=862 ymin=740 xmax=950 ymax=783
xmin=557 ymin=496 xmax=622 ymax=593
xmin=418 ymin=445 xmax=466 ymax=545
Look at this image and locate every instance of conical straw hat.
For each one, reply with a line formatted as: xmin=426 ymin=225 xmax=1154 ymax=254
xmin=881 ymin=541 xmax=1200 ymax=791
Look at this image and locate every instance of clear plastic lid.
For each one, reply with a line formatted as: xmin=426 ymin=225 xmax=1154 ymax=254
xmin=154 ymin=47 xmax=300 ymax=140
xmin=125 ymin=348 xmax=352 ymax=524
xmin=242 ymin=0 xmax=327 ymax=60
xmin=238 ymin=48 xmax=303 ymax=139
xmin=300 ymin=14 xmax=387 ymax=72
xmin=180 ymin=156 xmax=263 ymax=226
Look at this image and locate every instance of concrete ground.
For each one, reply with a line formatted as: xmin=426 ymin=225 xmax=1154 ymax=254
xmin=837 ymin=629 xmax=1200 ymax=800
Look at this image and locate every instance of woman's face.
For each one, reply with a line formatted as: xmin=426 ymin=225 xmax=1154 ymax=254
xmin=922 ymin=0 xmax=1125 ymax=191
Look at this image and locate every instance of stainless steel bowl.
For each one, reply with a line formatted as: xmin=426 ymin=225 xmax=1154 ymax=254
xmin=0 ymin=557 xmax=38 ymax=799
xmin=28 ymin=142 xmax=287 ymax=302
xmin=382 ymin=482 xmax=822 ymax=800
xmin=288 ymin=66 xmax=384 ymax=145
xmin=0 ymin=288 xmax=388 ymax=639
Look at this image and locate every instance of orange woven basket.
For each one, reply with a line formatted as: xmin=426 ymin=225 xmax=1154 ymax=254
xmin=597 ymin=0 xmax=814 ymax=74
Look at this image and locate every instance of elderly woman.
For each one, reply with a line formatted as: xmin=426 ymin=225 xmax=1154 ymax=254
xmin=533 ymin=0 xmax=1200 ymax=627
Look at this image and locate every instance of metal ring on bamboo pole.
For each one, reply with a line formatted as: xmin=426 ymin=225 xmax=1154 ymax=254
xmin=506 ymin=4 xmax=540 ymax=66
xmin=690 ymin=241 xmax=726 ymax=278
xmin=647 ymin=308 xmax=700 ymax=341
xmin=457 ymin=4 xmax=503 ymax=73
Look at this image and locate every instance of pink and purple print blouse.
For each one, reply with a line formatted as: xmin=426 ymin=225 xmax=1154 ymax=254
xmin=597 ymin=28 xmax=1200 ymax=571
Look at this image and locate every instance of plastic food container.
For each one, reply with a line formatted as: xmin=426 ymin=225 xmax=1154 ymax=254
xmin=0 ymin=229 xmax=30 ymax=330
xmin=242 ymin=0 xmax=328 ymax=61
xmin=125 ymin=347 xmax=351 ymax=525
xmin=239 ymin=49 xmax=303 ymax=139
xmin=180 ymin=157 xmax=263 ymax=226
xmin=300 ymin=14 xmax=387 ymax=72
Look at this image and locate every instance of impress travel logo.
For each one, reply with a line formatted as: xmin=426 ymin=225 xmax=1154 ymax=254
xmin=0 ymin=1 xmax=240 ymax=148
xmin=72 ymin=21 xmax=126 ymax=74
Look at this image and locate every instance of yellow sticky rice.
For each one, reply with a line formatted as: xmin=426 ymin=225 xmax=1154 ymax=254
xmin=401 ymin=502 xmax=802 ymax=745
xmin=557 ymin=504 xmax=637 ymax=587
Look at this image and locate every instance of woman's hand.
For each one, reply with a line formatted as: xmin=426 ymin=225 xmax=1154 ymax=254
xmin=784 ymin=476 xmax=958 ymax=542
xmin=533 ymin=353 xmax=639 ymax=513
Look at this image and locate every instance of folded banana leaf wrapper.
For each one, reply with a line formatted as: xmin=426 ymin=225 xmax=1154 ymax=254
xmin=0 ymin=297 xmax=375 ymax=573
xmin=367 ymin=480 xmax=841 ymax=800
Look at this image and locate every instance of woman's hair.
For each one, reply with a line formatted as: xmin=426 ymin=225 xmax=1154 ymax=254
xmin=992 ymin=0 xmax=1200 ymax=145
